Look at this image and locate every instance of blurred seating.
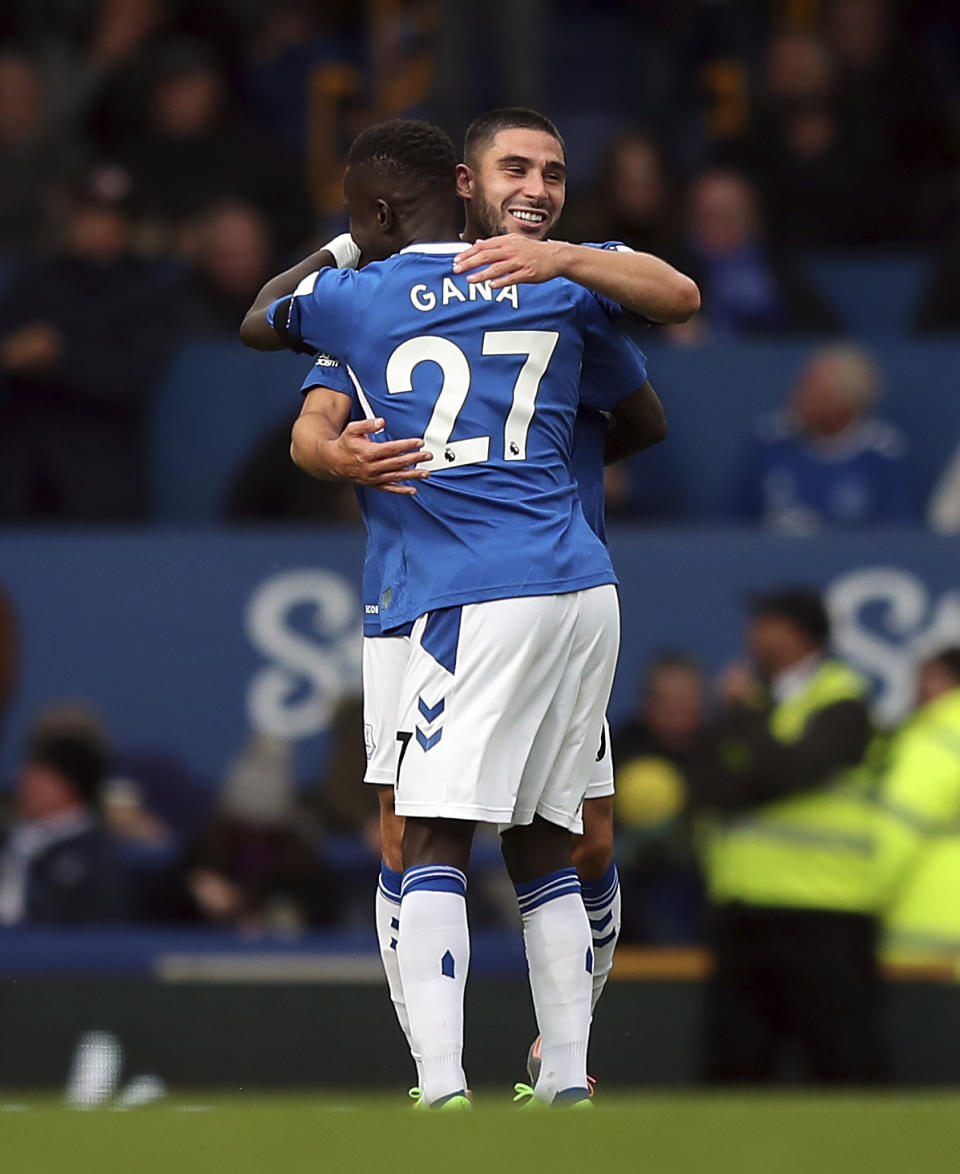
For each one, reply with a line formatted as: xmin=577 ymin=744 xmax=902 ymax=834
xmin=149 ymin=340 xmax=312 ymax=522
xmin=802 ymin=253 xmax=930 ymax=337
xmin=632 ymin=339 xmax=960 ymax=520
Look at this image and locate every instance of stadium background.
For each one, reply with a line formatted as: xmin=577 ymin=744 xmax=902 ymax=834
xmin=1 ymin=0 xmax=960 ymax=1155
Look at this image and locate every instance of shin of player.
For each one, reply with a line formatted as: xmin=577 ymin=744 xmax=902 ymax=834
xmin=575 ymin=790 xmax=622 ymax=1015
xmin=374 ymin=786 xmax=424 ymax=1088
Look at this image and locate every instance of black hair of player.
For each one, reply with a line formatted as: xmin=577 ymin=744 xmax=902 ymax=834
xmin=928 ymin=646 xmax=960 ymax=684
xmin=464 ymin=108 xmax=566 ymax=166
xmin=347 ymin=119 xmax=457 ymax=198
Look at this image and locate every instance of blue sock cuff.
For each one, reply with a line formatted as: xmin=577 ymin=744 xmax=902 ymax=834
xmin=580 ymin=862 xmax=619 ymax=910
xmin=401 ymin=864 xmax=467 ymax=899
xmin=514 ymin=867 xmax=581 ymax=914
xmin=378 ymin=862 xmax=403 ymax=904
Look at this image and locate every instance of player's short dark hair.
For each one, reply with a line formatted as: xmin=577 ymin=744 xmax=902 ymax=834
xmin=927 ymin=646 xmax=960 ymax=684
xmin=464 ymin=107 xmax=565 ymax=165
xmin=347 ymin=119 xmax=457 ymax=194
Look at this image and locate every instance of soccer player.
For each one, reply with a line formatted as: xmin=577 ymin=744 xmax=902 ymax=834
xmin=452 ymin=109 xmax=698 ymax=1085
xmin=242 ymin=110 xmax=698 ymax=1098
xmin=250 ymin=119 xmax=649 ymax=1106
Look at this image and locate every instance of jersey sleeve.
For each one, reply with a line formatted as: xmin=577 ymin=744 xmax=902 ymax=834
xmin=266 ymin=267 xmax=361 ymax=357
xmin=576 ymin=292 xmax=648 ymax=411
xmin=300 ymin=350 xmax=354 ymax=397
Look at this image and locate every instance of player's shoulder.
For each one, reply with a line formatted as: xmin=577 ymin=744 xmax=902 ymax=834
xmin=312 ymin=351 xmax=342 ymax=369
xmin=301 ymin=349 xmax=350 ymax=392
xmin=364 ymin=243 xmax=469 ymax=296
xmin=555 ymin=240 xmax=631 ymax=319
xmin=388 ymin=242 xmax=465 ymax=268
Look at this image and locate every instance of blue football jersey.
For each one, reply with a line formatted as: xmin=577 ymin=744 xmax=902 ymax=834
xmin=571 ymin=324 xmax=648 ymax=542
xmin=570 ymin=407 xmax=611 ymax=543
xmin=276 ymin=243 xmax=647 ymax=627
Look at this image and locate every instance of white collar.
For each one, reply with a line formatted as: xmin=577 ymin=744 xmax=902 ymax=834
xmin=398 ymin=242 xmax=467 ymax=255
xmin=771 ymin=652 xmax=824 ymax=704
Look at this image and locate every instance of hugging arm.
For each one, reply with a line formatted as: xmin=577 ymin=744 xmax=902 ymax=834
xmin=292 ymin=388 xmax=432 ymax=496
xmin=604 ymin=381 xmax=667 ymax=465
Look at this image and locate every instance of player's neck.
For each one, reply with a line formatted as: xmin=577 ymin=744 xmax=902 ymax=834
xmin=461 ymin=215 xmax=482 ymax=245
xmin=403 ymin=212 xmax=461 ymax=248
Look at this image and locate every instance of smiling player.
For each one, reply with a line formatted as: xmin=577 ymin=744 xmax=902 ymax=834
xmin=241 ymin=110 xmax=698 ymax=1102
xmin=452 ymin=109 xmax=699 ymax=1091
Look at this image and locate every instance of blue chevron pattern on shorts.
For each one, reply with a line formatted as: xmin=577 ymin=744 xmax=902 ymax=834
xmin=418 ymin=696 xmax=445 ymax=723
xmin=416 ymin=727 xmax=442 ymax=752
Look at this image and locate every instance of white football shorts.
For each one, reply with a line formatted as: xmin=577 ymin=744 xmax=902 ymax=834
xmin=361 ymin=632 xmax=410 ymax=785
xmin=393 ymin=585 xmax=620 ymax=833
xmin=585 ymin=717 xmax=614 ymax=801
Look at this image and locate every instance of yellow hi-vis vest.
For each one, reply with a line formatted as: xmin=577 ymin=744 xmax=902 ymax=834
xmin=704 ymin=659 xmax=879 ymax=914
xmin=879 ymin=688 xmax=960 ymax=965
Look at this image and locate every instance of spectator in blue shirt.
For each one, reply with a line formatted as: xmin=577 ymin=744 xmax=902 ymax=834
xmin=671 ymin=170 xmax=837 ymax=341
xmin=734 ymin=344 xmax=916 ymax=531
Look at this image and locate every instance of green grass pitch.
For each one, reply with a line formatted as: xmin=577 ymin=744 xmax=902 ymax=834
xmin=4 ymin=1091 xmax=960 ymax=1174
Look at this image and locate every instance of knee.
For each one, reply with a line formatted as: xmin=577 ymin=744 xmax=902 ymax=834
xmin=572 ymin=821 xmax=615 ymax=881
xmin=402 ymin=817 xmax=473 ymax=872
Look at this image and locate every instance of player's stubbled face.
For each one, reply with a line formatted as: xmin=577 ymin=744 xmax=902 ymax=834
xmin=467 ymin=128 xmax=565 ymax=239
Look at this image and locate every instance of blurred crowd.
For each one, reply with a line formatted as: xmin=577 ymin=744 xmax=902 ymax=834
xmin=2 ymin=574 xmax=958 ymax=927
xmin=609 ymin=588 xmax=960 ymax=1082
xmin=0 ymin=1 xmax=959 ymax=524
xmin=0 ymin=580 xmax=520 ymax=935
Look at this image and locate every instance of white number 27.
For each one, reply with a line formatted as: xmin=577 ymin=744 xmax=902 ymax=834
xmin=383 ymin=330 xmax=559 ymax=470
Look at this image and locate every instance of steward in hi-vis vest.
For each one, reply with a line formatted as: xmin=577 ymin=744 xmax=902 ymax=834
xmin=877 ymin=649 xmax=960 ymax=971
xmin=688 ymin=587 xmax=886 ymax=1084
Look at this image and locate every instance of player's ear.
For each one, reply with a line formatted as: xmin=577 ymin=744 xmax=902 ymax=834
xmin=455 ymin=163 xmax=473 ymax=200
xmin=375 ymin=199 xmax=394 ymax=231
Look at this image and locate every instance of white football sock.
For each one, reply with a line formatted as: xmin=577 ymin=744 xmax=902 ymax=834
xmin=397 ymin=866 xmax=469 ymax=1105
xmin=580 ymin=863 xmax=622 ymax=1014
xmin=376 ymin=864 xmax=423 ymax=1087
xmin=516 ymin=868 xmax=593 ymax=1103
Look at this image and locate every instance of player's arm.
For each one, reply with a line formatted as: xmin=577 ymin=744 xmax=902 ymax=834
xmin=239 ymin=234 xmax=361 ymax=350
xmin=605 ymin=380 xmax=667 ymax=465
xmin=453 ymin=237 xmax=700 ymax=323
xmin=292 ymin=387 xmax=432 ymax=496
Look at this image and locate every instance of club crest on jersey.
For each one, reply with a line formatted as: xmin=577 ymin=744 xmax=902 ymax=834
xmin=409 ymin=277 xmax=518 ymax=312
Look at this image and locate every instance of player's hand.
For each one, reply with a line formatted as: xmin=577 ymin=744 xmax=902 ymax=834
xmin=323 ymin=418 xmax=433 ymax=495
xmin=453 ymin=236 xmax=565 ymax=289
